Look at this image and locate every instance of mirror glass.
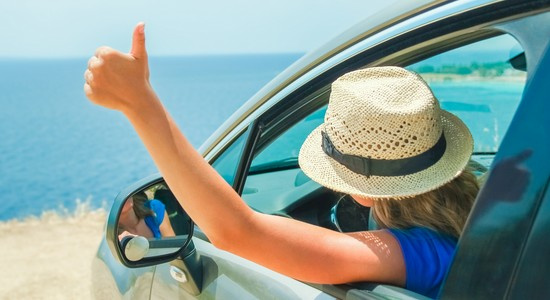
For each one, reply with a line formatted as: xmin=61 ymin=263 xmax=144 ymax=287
xmin=117 ymin=182 xmax=192 ymax=259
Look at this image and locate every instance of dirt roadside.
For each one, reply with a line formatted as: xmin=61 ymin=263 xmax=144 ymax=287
xmin=0 ymin=208 xmax=106 ymax=300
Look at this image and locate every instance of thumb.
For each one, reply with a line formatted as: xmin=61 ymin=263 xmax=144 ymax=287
xmin=130 ymin=22 xmax=147 ymax=59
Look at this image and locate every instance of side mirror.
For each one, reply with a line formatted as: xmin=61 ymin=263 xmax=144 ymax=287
xmin=106 ymin=175 xmax=202 ymax=295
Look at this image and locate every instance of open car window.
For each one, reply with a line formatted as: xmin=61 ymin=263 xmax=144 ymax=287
xmin=241 ymin=33 xmax=526 ymax=215
xmin=243 ymin=105 xmax=328 ymax=213
xmin=249 ymin=106 xmax=327 ymax=174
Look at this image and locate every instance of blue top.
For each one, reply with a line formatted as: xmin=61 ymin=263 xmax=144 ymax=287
xmin=388 ymin=227 xmax=457 ymax=299
xmin=144 ymin=199 xmax=165 ymax=238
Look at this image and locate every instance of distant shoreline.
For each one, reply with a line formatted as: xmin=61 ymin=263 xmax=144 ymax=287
xmin=0 ymin=203 xmax=106 ymax=299
xmin=418 ymin=72 xmax=526 ymax=83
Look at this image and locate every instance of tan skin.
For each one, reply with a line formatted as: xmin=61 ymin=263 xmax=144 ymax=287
xmin=84 ymin=23 xmax=406 ymax=286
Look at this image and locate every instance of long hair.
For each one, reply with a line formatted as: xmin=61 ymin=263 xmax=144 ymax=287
xmin=131 ymin=191 xmax=155 ymax=220
xmin=372 ymin=167 xmax=479 ymax=238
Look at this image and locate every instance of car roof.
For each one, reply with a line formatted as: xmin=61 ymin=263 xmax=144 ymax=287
xmin=199 ymin=0 xmax=502 ymax=155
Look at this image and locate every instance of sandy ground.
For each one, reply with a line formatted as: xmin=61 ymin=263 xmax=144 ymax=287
xmin=0 ymin=205 xmax=106 ymax=300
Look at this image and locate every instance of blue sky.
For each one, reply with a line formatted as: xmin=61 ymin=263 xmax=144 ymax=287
xmin=0 ymin=0 xmax=399 ymax=58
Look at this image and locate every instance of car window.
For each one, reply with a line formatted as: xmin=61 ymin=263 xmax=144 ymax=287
xmin=250 ymin=106 xmax=327 ymax=171
xmin=407 ymin=34 xmax=526 ymax=155
xmin=242 ymin=105 xmax=327 ymax=212
xmin=211 ymin=129 xmax=249 ymax=187
xmin=241 ymin=34 xmax=526 ymax=214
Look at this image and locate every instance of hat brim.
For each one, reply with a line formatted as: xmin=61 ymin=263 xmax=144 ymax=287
xmin=298 ymin=110 xmax=473 ymax=199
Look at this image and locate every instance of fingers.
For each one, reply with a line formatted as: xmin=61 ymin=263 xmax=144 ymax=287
xmin=84 ymin=69 xmax=92 ymax=82
xmin=130 ymin=22 xmax=147 ymax=59
xmin=83 ymin=82 xmax=92 ymax=98
xmin=83 ymin=82 xmax=99 ymax=103
xmin=88 ymin=56 xmax=100 ymax=69
xmin=84 ymin=63 xmax=100 ymax=101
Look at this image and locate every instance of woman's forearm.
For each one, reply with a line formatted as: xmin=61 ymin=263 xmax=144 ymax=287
xmin=122 ymin=95 xmax=255 ymax=247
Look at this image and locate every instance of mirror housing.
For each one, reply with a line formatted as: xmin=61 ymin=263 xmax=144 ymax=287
xmin=105 ymin=174 xmax=203 ymax=294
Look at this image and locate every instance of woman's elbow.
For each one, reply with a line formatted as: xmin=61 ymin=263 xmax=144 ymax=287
xmin=207 ymin=228 xmax=244 ymax=253
xmin=203 ymin=212 xmax=258 ymax=253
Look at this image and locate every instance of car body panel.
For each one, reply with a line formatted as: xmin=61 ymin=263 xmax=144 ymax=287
xmin=149 ymin=238 xmax=337 ymax=300
xmin=92 ymin=238 xmax=154 ymax=300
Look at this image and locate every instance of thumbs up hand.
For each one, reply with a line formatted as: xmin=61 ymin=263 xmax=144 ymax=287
xmin=84 ymin=22 xmax=153 ymax=113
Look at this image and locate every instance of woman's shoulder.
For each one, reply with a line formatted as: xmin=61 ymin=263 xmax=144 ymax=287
xmin=387 ymin=227 xmax=457 ymax=298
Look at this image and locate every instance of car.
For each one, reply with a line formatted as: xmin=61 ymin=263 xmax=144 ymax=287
xmin=92 ymin=0 xmax=550 ymax=299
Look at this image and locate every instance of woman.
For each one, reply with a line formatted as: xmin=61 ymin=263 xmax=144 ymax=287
xmin=118 ymin=191 xmax=175 ymax=239
xmin=84 ymin=23 xmax=478 ymax=298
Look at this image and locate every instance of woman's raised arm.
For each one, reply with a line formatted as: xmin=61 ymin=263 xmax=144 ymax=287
xmin=83 ymin=23 xmax=404 ymax=286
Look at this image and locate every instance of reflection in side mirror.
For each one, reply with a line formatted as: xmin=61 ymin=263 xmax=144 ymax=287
xmin=109 ymin=180 xmax=196 ymax=264
xmin=118 ymin=188 xmax=177 ymax=240
xmin=107 ymin=178 xmax=202 ymax=295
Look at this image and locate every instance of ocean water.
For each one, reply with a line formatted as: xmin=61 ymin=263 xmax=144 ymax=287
xmin=429 ymin=80 xmax=525 ymax=153
xmin=0 ymin=55 xmax=526 ymax=221
xmin=0 ymin=54 xmax=301 ymax=220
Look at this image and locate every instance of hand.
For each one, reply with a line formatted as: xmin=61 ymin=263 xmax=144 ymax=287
xmin=84 ymin=22 xmax=153 ymax=112
xmin=118 ymin=230 xmax=137 ymax=241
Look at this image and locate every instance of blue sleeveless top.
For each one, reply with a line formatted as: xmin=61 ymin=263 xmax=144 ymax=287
xmin=388 ymin=227 xmax=457 ymax=299
xmin=144 ymin=199 xmax=165 ymax=238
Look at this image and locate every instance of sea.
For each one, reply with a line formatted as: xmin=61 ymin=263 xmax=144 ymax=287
xmin=0 ymin=54 xmax=301 ymax=220
xmin=0 ymin=54 xmax=526 ymax=221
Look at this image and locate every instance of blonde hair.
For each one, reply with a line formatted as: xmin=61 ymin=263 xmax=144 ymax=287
xmin=372 ymin=167 xmax=479 ymax=238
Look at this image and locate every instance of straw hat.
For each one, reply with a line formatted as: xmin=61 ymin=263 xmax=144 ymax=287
xmin=298 ymin=67 xmax=473 ymax=199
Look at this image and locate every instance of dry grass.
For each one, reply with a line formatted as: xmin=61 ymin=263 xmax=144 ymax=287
xmin=0 ymin=202 xmax=107 ymax=300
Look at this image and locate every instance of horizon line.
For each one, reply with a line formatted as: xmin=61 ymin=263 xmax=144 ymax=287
xmin=0 ymin=52 xmax=306 ymax=61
